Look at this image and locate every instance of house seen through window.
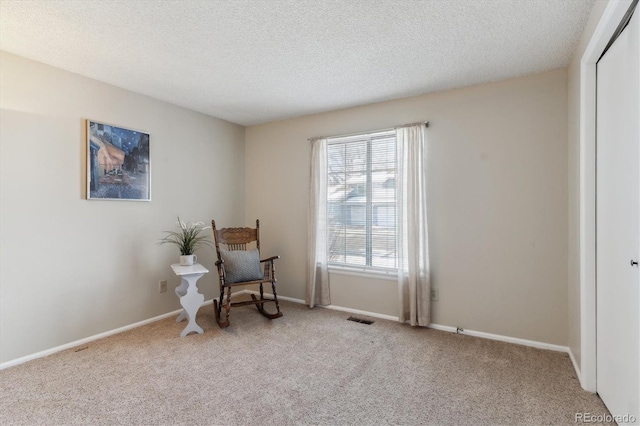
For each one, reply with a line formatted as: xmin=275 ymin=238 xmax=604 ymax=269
xmin=327 ymin=130 xmax=397 ymax=270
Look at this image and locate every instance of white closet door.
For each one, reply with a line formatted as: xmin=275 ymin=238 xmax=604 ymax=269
xmin=596 ymin=7 xmax=640 ymax=423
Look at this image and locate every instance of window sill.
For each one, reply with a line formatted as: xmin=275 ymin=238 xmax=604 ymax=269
xmin=328 ymin=265 xmax=398 ymax=281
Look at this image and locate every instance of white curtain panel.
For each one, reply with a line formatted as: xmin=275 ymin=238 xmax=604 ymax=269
xmin=396 ymin=123 xmax=431 ymax=326
xmin=307 ymin=138 xmax=331 ymax=307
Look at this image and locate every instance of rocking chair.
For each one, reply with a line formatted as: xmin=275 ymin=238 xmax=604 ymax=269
xmin=211 ymin=219 xmax=283 ymax=328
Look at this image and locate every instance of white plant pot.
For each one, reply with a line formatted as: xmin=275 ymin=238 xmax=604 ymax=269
xmin=180 ymin=254 xmax=197 ymax=266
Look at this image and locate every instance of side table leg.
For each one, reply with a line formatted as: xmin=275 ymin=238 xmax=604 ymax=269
xmin=179 ymin=273 xmax=205 ymax=337
xmin=175 ymin=278 xmax=188 ymax=323
xmin=176 ymin=310 xmax=187 ymax=323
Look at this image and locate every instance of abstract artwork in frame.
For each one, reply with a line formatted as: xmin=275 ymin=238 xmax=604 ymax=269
xmin=87 ymin=120 xmax=150 ymax=201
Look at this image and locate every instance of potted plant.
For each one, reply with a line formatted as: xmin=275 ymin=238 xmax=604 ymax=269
xmin=159 ymin=217 xmax=213 ymax=265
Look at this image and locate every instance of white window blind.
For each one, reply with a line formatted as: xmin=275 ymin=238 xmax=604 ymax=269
xmin=326 ymin=130 xmax=397 ymax=270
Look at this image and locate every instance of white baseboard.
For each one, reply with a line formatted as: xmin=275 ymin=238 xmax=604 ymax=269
xmin=568 ymin=348 xmax=583 ymax=386
xmin=430 ymin=323 xmax=578 ymax=383
xmin=2 ymin=290 xmax=575 ymax=375
xmin=321 ymin=304 xmax=399 ymax=322
xmin=241 ymin=290 xmax=570 ymax=354
xmin=427 ymin=323 xmax=569 ymax=353
xmin=426 ymin=323 xmax=459 ymax=333
xmin=0 ymin=300 xmax=214 ymax=370
xmin=277 ymin=294 xmax=306 ymax=304
xmin=241 ymin=290 xmax=400 ymax=322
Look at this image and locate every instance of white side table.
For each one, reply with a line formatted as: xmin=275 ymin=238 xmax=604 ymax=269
xmin=170 ymin=263 xmax=209 ymax=337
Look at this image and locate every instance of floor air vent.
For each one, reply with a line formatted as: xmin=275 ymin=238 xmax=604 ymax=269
xmin=347 ymin=316 xmax=374 ymax=325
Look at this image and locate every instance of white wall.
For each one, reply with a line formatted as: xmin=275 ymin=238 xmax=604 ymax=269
xmin=0 ymin=51 xmax=245 ymax=363
xmin=567 ymin=0 xmax=609 ymax=373
xmin=246 ymin=69 xmax=569 ymax=345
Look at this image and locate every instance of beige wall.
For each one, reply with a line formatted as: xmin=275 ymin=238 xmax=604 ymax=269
xmin=567 ymin=0 xmax=609 ymax=372
xmin=1 ymin=26 xmax=589 ymax=362
xmin=0 ymin=51 xmax=245 ymax=363
xmin=246 ymin=69 xmax=569 ymax=345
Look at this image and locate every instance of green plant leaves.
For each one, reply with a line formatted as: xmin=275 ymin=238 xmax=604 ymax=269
xmin=158 ymin=216 xmax=213 ymax=255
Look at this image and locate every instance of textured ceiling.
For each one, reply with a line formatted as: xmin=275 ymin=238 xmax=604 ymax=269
xmin=0 ymin=0 xmax=595 ymax=126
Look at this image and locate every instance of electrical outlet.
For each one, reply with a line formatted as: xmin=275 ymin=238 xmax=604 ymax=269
xmin=430 ymin=288 xmax=439 ymax=301
xmin=159 ymin=280 xmax=168 ymax=293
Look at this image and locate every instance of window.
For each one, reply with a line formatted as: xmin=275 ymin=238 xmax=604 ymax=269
xmin=326 ymin=130 xmax=397 ymax=270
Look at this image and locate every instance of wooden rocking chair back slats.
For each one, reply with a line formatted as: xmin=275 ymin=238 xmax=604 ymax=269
xmin=215 ymin=228 xmax=258 ymax=248
xmin=211 ymin=219 xmax=283 ymax=328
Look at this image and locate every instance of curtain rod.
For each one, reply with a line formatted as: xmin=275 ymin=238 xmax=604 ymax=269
xmin=308 ymin=121 xmax=429 ymax=141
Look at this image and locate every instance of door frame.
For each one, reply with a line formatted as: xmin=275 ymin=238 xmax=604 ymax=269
xmin=579 ymin=0 xmax=635 ymax=392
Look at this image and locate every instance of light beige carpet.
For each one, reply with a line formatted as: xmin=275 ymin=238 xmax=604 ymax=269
xmin=0 ymin=299 xmax=610 ymax=425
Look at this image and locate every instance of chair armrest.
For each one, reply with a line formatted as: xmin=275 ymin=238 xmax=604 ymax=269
xmin=260 ymin=255 xmax=280 ymax=263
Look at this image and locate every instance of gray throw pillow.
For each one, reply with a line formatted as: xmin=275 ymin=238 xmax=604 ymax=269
xmin=220 ymin=249 xmax=263 ymax=284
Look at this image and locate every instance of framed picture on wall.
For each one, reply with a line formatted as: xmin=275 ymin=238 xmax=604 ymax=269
xmin=86 ymin=120 xmax=151 ymax=201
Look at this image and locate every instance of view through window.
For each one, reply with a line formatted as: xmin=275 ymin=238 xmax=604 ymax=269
xmin=327 ymin=130 xmax=397 ymax=270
